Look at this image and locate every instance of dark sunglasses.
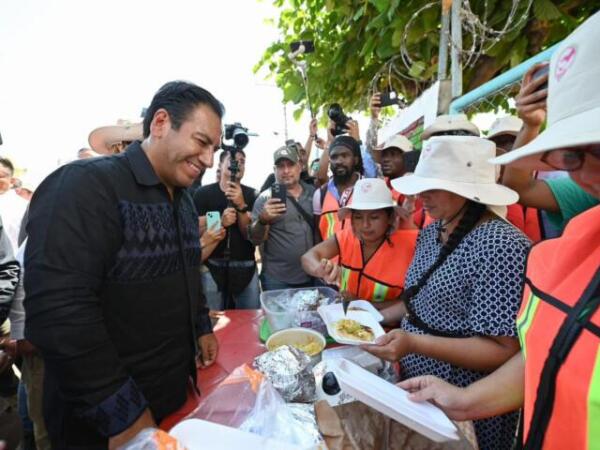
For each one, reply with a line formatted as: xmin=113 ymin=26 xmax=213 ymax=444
xmin=540 ymin=144 xmax=600 ymax=172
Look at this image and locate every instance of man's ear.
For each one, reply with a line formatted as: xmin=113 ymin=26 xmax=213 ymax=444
xmin=149 ymin=109 xmax=171 ymax=139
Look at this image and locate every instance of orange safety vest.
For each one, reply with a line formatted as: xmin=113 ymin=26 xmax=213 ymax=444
xmin=319 ymin=188 xmax=352 ymax=240
xmin=336 ymin=227 xmax=418 ymax=302
xmin=517 ymin=205 xmax=600 ymax=449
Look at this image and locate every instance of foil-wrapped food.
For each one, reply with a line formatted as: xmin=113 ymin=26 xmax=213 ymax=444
xmin=292 ymin=289 xmax=339 ymax=334
xmin=254 ymin=345 xmax=316 ymax=403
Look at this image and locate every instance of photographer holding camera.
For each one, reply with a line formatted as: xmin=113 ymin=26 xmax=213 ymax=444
xmin=250 ymin=146 xmax=316 ymax=291
xmin=314 ymin=103 xmax=378 ymax=187
xmin=193 ymin=148 xmax=259 ymax=310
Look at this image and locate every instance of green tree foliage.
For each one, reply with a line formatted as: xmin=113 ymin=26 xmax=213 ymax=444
xmin=255 ymin=0 xmax=599 ymax=117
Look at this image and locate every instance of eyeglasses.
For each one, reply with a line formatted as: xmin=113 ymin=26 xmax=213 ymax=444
xmin=430 ymin=130 xmax=478 ymax=137
xmin=540 ymin=144 xmax=600 ymax=172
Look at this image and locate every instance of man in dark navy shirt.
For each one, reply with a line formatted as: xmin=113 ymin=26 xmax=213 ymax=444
xmin=24 ymin=81 xmax=223 ymax=449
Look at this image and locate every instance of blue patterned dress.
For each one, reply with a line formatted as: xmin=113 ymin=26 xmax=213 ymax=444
xmin=400 ymin=219 xmax=531 ymax=449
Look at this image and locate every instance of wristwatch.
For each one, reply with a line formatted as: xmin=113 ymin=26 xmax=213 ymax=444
xmin=236 ymin=204 xmax=249 ymax=213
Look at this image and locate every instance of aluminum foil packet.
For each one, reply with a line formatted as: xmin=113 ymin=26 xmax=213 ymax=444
xmin=287 ymin=403 xmax=326 ymax=448
xmin=292 ymin=289 xmax=339 ymax=334
xmin=254 ymin=345 xmax=316 ymax=403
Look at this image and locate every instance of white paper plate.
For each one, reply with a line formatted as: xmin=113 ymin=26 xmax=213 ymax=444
xmin=318 ymin=304 xmax=385 ymax=345
xmin=170 ymin=419 xmax=305 ymax=450
xmin=332 ymin=359 xmax=459 ymax=443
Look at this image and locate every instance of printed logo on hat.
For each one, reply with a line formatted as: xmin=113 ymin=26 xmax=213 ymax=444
xmin=281 ymin=149 xmax=288 ymax=155
xmin=361 ymin=181 xmax=373 ymax=193
xmin=555 ymin=46 xmax=577 ymax=82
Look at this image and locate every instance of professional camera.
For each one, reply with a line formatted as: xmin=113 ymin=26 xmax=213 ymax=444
xmin=327 ymin=103 xmax=352 ymax=136
xmin=224 ymin=122 xmax=250 ymax=150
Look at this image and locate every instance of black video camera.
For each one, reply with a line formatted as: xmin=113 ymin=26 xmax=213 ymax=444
xmin=224 ymin=122 xmax=250 ymax=150
xmin=328 ymin=103 xmax=352 ymax=136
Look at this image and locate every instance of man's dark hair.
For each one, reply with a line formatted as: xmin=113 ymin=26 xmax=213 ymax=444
xmin=143 ymin=81 xmax=225 ymax=138
xmin=0 ymin=156 xmax=14 ymax=175
xmin=218 ymin=149 xmax=245 ymax=164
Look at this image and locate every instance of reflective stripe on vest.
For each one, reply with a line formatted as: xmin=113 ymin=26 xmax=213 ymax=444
xmin=319 ymin=189 xmax=352 ymax=240
xmin=336 ymin=226 xmax=417 ymax=302
xmin=517 ymin=205 xmax=600 ymax=449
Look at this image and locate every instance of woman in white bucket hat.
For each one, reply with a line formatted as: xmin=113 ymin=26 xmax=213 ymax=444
xmin=301 ymin=178 xmax=418 ymax=306
xmin=364 ymin=135 xmax=531 ymax=449
xmin=397 ymin=11 xmax=600 ymax=450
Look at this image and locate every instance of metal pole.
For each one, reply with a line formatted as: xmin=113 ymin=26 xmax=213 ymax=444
xmin=438 ymin=0 xmax=452 ymax=80
xmin=450 ymin=0 xmax=463 ymax=98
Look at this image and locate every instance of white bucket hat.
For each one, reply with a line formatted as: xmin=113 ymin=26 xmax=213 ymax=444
xmin=375 ymin=134 xmax=414 ymax=153
xmin=338 ymin=178 xmax=397 ymax=220
xmin=421 ymin=114 xmax=480 ymax=140
xmin=493 ymin=11 xmax=600 ymax=169
xmin=391 ymin=136 xmax=518 ymax=217
xmin=88 ymin=120 xmax=143 ymax=155
xmin=487 ymin=116 xmax=523 ymax=139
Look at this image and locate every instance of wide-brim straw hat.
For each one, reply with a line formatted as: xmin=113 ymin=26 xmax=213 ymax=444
xmin=391 ymin=136 xmax=518 ymax=218
xmin=338 ymin=178 xmax=400 ymax=221
xmin=492 ymin=11 xmax=600 ymax=170
xmin=88 ymin=120 xmax=143 ymax=154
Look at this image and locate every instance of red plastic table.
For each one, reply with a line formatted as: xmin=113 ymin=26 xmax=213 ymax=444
xmin=159 ymin=309 xmax=266 ymax=430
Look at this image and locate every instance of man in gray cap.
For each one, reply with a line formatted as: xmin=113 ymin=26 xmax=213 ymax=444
xmin=250 ymin=145 xmax=316 ymax=291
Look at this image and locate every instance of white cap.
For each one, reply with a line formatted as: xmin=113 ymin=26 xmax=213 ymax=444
xmin=421 ymin=114 xmax=480 ymax=140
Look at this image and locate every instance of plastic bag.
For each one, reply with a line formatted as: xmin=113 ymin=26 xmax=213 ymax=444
xmin=186 ymin=364 xmax=325 ymax=449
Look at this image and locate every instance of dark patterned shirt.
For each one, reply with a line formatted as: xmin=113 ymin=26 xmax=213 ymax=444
xmin=400 ymin=219 xmax=531 ymax=449
xmin=24 ymin=142 xmax=212 ymax=445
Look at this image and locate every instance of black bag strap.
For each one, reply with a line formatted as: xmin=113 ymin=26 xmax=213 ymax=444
xmin=523 ymin=271 xmax=600 ymax=449
xmin=287 ymin=195 xmax=314 ymax=231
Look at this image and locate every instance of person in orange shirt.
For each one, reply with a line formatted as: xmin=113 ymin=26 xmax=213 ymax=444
xmin=302 ymin=178 xmax=417 ymax=310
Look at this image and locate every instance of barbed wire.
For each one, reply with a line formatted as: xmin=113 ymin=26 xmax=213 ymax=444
xmin=460 ymin=78 xmax=521 ymax=117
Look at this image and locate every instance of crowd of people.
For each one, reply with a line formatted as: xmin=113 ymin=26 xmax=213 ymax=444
xmin=0 ymin=10 xmax=598 ymax=450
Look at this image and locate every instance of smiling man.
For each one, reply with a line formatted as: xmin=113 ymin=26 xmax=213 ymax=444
xmin=24 ymin=81 xmax=223 ymax=449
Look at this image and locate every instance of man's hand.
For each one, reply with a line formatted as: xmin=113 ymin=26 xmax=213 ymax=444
xmin=16 ymin=339 xmax=37 ymax=357
xmin=309 ymin=118 xmax=318 ymax=138
xmin=0 ymin=351 xmax=12 ymax=375
xmin=361 ymin=329 xmax=414 ymax=361
xmin=221 ymin=207 xmax=237 ymax=227
xmin=259 ymin=198 xmax=286 ymax=224
xmin=370 ymin=92 xmax=382 ymax=119
xmin=516 ymin=63 xmax=548 ymax=129
xmin=201 ymin=226 xmax=226 ymax=247
xmin=397 ymin=376 xmax=471 ymax=421
xmin=327 ymin=120 xmax=336 ymax=144
xmin=346 ymin=120 xmax=360 ymax=141
xmin=224 ymin=181 xmax=245 ymax=210
xmin=107 ymin=409 xmax=156 ymax=450
xmin=197 ymin=333 xmax=219 ymax=368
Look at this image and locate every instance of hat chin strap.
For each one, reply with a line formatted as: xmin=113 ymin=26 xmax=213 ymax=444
xmin=439 ymin=202 xmax=468 ymax=234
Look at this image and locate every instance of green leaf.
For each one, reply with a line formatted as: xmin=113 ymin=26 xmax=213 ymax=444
xmin=293 ymin=107 xmax=304 ymax=121
xmin=369 ymin=0 xmax=388 ymax=14
xmin=353 ymin=4 xmax=365 ymax=21
xmin=533 ymin=0 xmax=562 ymax=21
xmin=408 ymin=61 xmax=426 ymax=78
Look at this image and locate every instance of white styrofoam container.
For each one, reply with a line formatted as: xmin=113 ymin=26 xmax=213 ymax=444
xmin=317 ymin=304 xmax=385 ymax=345
xmin=332 ymin=359 xmax=459 ymax=443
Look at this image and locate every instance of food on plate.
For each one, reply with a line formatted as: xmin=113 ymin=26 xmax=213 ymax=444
xmin=334 ymin=319 xmax=375 ymax=342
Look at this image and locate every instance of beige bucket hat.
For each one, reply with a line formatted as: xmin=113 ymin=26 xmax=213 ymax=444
xmin=493 ymin=11 xmax=600 ymax=169
xmin=88 ymin=119 xmax=143 ymax=155
xmin=421 ymin=114 xmax=480 ymax=140
xmin=487 ymin=116 xmax=523 ymax=139
xmin=391 ymin=136 xmax=518 ymax=217
xmin=338 ymin=178 xmax=398 ymax=220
